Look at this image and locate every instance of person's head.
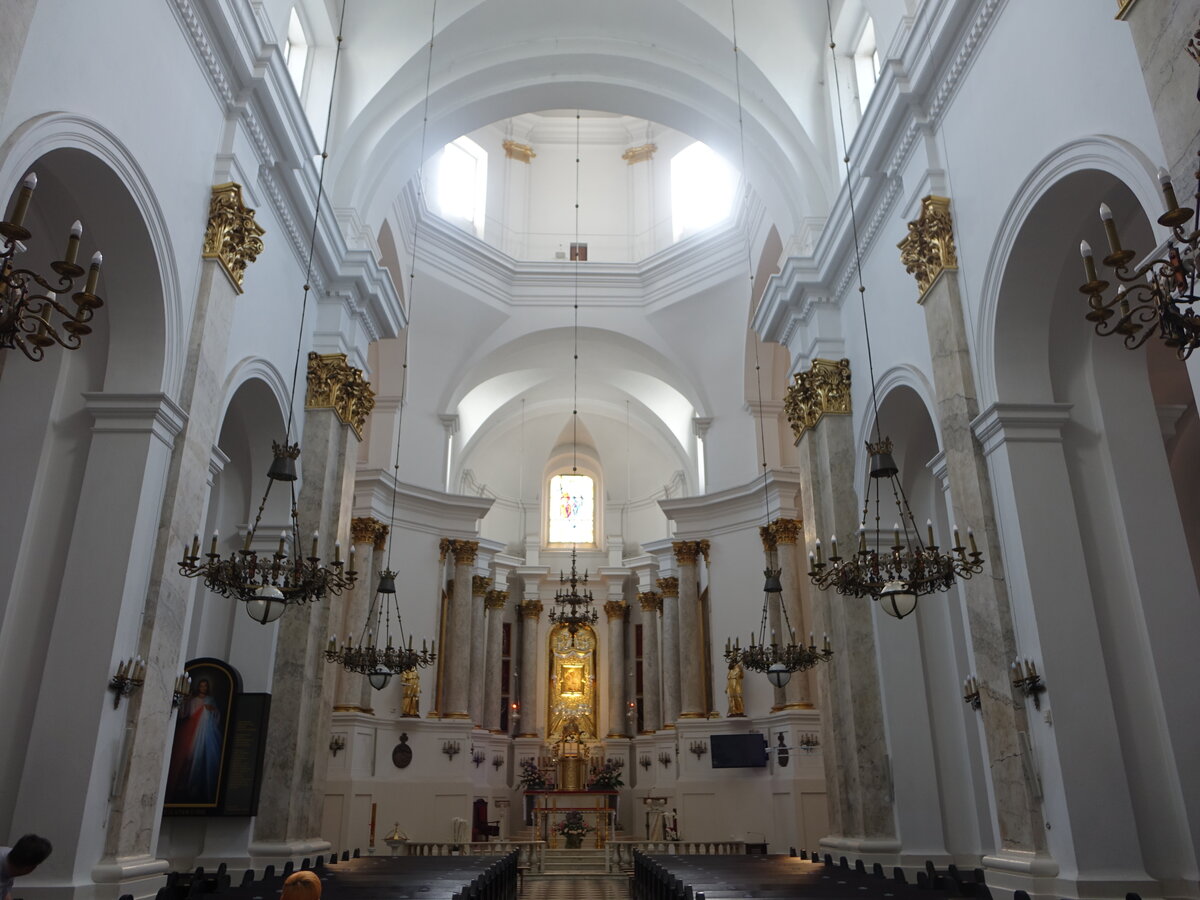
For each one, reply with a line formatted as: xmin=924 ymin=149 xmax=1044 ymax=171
xmin=7 ymin=835 xmax=51 ymax=875
xmin=281 ymin=871 xmax=322 ymax=900
xmin=196 ymin=679 xmax=210 ymax=696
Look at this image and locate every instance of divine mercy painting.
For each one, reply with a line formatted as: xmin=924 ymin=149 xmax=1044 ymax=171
xmin=164 ymin=658 xmax=237 ymax=810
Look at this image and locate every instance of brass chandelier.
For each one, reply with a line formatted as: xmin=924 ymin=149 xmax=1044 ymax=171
xmin=179 ymin=0 xmax=358 ymax=623
xmin=1 ymin=173 xmax=105 ymax=361
xmin=1076 ymin=166 xmax=1198 ymax=358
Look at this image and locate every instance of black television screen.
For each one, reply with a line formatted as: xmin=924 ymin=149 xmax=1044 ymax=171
xmin=710 ymin=733 xmax=768 ymax=768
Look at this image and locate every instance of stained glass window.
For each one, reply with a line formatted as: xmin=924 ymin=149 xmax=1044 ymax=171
xmin=548 ymin=474 xmax=594 ymax=544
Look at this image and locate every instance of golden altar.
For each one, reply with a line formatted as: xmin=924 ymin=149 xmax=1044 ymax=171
xmin=527 ymin=790 xmax=618 ymax=848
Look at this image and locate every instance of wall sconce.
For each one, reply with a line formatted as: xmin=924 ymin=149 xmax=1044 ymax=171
xmin=171 ymin=673 xmax=191 ymax=708
xmin=1012 ymin=659 xmax=1045 ymax=709
xmin=492 ymin=754 xmax=504 ymax=770
xmin=963 ymin=675 xmax=981 ymax=711
xmin=657 ymin=750 xmax=672 ymax=768
xmin=108 ymin=657 xmax=145 ymax=709
xmin=639 ymin=753 xmax=651 ymax=771
xmin=472 ymin=749 xmax=486 ymax=768
xmin=689 ymin=740 xmax=707 ymax=760
xmin=442 ymin=740 xmax=461 ymax=760
xmin=329 ymin=734 xmax=346 ymax=756
xmin=798 ymin=733 xmax=820 ymax=753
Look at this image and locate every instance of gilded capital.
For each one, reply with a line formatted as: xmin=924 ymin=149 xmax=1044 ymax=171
xmin=603 ymin=600 xmax=629 ymax=621
xmin=656 ymin=576 xmax=679 ymax=598
xmin=450 ymin=540 xmax=479 ymax=566
xmin=439 ymin=538 xmax=452 ymax=561
xmin=503 ymin=140 xmax=536 ymax=163
xmin=759 ymin=524 xmax=777 ymax=551
xmin=638 ymin=591 xmax=663 ymax=613
xmin=622 ymin=143 xmax=657 ymax=165
xmin=202 ymin=182 xmax=265 ymax=293
xmin=306 ymin=352 xmax=376 ymax=440
xmin=897 ymin=195 xmax=959 ymax=299
xmin=350 ymin=516 xmax=389 ymax=549
xmin=484 ymin=589 xmax=508 ymax=610
xmin=672 ymin=540 xmax=708 ymax=564
xmin=785 ymin=358 xmax=852 ymax=442
xmin=471 ymin=575 xmax=492 ymax=596
xmin=771 ymin=518 xmax=802 ymax=545
xmin=519 ymin=599 xmax=544 ymax=618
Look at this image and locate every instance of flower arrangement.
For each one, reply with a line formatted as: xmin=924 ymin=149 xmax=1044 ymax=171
xmin=586 ymin=758 xmax=625 ymax=791
xmin=518 ymin=758 xmax=546 ymax=790
xmin=555 ymin=810 xmax=594 ymax=837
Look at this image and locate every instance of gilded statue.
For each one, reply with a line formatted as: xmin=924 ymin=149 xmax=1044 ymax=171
xmin=726 ymin=661 xmax=745 ymax=717
xmin=401 ymin=668 xmax=420 ymax=717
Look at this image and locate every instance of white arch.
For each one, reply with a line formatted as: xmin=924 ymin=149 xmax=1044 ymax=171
xmin=219 ymin=356 xmax=293 ymax=430
xmin=852 ymin=363 xmax=942 ymax=489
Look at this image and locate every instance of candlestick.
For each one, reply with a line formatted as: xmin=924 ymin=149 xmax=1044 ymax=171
xmin=9 ymin=172 xmax=36 ymax=227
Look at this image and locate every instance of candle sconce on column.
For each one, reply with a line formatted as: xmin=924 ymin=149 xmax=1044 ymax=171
xmin=329 ymin=735 xmax=346 ymax=756
xmin=639 ymin=753 xmax=651 ymax=770
xmin=963 ymin=675 xmax=981 ymax=711
xmin=472 ymin=749 xmax=486 ymax=768
xmin=442 ymin=740 xmax=461 ymax=760
xmin=657 ymin=750 xmax=672 ymax=768
xmin=492 ymin=754 xmax=504 ymax=770
xmin=798 ymin=732 xmax=820 ymax=753
xmin=108 ymin=657 xmax=145 ymax=709
xmin=688 ymin=740 xmax=707 ymax=760
xmin=171 ymin=673 xmax=191 ymax=708
xmin=1012 ymin=658 xmax=1045 ymax=709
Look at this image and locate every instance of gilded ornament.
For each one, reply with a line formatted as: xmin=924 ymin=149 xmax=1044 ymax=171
xmin=758 ymin=524 xmax=777 ymax=551
xmin=638 ymin=591 xmax=663 ymax=613
xmin=452 ymin=540 xmax=479 ymax=566
xmin=472 ymin=575 xmax=493 ymax=595
xmin=897 ymin=195 xmax=959 ymax=298
xmin=350 ymin=516 xmax=388 ymax=548
xmin=656 ymin=576 xmax=679 ymax=598
xmin=603 ymin=600 xmax=629 ymax=620
xmin=519 ymin=599 xmax=544 ymax=618
xmin=305 ymin=352 xmax=376 ymax=440
xmin=503 ymin=140 xmax=536 ymax=163
xmin=622 ymin=143 xmax=657 ymax=165
xmin=201 ymin=182 xmax=265 ymax=293
xmin=771 ymin=518 xmax=802 ymax=545
xmin=484 ymin=590 xmax=508 ymax=610
xmin=784 ymin=358 xmax=852 ymax=442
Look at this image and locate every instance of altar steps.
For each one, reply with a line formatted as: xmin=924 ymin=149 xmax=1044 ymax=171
xmin=540 ymin=847 xmax=609 ymax=875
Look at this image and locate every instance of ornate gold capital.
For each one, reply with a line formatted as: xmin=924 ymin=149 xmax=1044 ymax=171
xmin=442 ymin=539 xmax=479 ymax=566
xmin=306 ymin=352 xmax=376 ymax=440
xmin=603 ymin=600 xmax=629 ymax=621
xmin=484 ymin=589 xmax=508 ymax=610
xmin=771 ymin=518 xmax=802 ymax=545
xmin=656 ymin=576 xmax=679 ymax=598
xmin=503 ymin=140 xmax=536 ymax=163
xmin=759 ymin=524 xmax=777 ymax=551
xmin=638 ymin=591 xmax=663 ymax=613
xmin=898 ymin=195 xmax=958 ymax=299
xmin=785 ymin=357 xmax=852 ymax=442
xmin=202 ymin=182 xmax=265 ymax=293
xmin=519 ymin=599 xmax=544 ymax=618
xmin=471 ymin=575 xmax=492 ymax=596
xmin=672 ymin=540 xmax=708 ymax=564
xmin=350 ymin=516 xmax=389 ymax=549
xmin=622 ymin=143 xmax=657 ymax=165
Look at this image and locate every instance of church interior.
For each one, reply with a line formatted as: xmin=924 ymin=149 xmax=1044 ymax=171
xmin=1 ymin=1 xmax=1198 ymax=899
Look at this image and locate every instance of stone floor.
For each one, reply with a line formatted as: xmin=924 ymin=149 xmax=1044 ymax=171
xmin=521 ymin=875 xmax=630 ymax=898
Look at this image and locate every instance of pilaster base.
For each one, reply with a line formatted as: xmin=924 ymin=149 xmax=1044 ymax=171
xmin=248 ymin=839 xmax=333 ymax=868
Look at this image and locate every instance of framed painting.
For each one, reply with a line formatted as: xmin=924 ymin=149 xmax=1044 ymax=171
xmin=163 ymin=658 xmax=240 ymax=813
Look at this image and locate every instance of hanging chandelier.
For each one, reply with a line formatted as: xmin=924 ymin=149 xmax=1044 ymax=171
xmin=803 ymin=0 xmax=985 ymax=620
xmin=326 ymin=0 xmax=436 ymax=689
xmin=179 ymin=0 xmax=358 ymax=623
xmin=721 ymin=0 xmax=833 ymax=686
xmin=1 ymin=173 xmax=106 ymax=361
xmin=1076 ymin=164 xmax=1198 ymax=358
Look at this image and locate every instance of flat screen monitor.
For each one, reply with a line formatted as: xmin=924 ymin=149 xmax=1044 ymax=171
xmin=710 ymin=733 xmax=768 ymax=768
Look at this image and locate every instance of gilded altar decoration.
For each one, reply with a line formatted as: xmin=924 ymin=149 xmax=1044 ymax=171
xmin=503 ymin=140 xmax=536 ymax=163
xmin=401 ymin=668 xmax=420 ymax=717
xmin=548 ymin=623 xmax=597 ymax=740
xmin=305 ymin=352 xmax=376 ymax=439
xmin=350 ymin=516 xmax=388 ymax=550
xmin=622 ymin=143 xmax=657 ymax=164
xmin=471 ymin=575 xmax=492 ymax=595
xmin=201 ymin=182 xmax=265 ymax=293
xmin=897 ymin=195 xmax=958 ymax=298
xmin=725 ymin=661 xmax=745 ymax=717
xmin=784 ymin=357 xmax=852 ymax=441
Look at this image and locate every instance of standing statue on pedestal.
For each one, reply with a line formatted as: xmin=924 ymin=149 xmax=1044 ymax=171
xmin=726 ymin=661 xmax=745 ymax=717
xmin=401 ymin=668 xmax=420 ymax=717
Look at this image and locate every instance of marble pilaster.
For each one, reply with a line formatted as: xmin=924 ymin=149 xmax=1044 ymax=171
xmin=637 ymin=592 xmax=663 ymax=732
xmin=674 ymin=541 xmax=707 ymax=718
xmin=515 ymin=598 xmax=543 ymax=737
xmin=439 ymin=540 xmax=478 ymax=720
xmin=604 ymin=600 xmax=629 ymax=737
xmin=468 ymin=574 xmax=491 ymax=726
xmin=482 ymin=589 xmax=508 ymax=732
xmin=335 ymin=517 xmax=388 ymax=712
xmin=657 ymin=576 xmax=681 ymax=727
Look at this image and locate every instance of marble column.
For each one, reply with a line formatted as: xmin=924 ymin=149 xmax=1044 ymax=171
xmin=468 ymin=574 xmax=491 ymax=726
xmin=657 ymin=576 xmax=681 ymax=727
xmin=482 ymin=589 xmax=508 ymax=732
xmin=440 ymin=540 xmax=478 ymax=720
xmin=335 ymin=517 xmax=387 ymax=712
xmin=637 ymin=592 xmax=663 ymax=733
xmin=674 ymin=541 xmax=707 ymax=718
xmin=773 ymin=518 xmax=814 ymax=708
xmin=515 ymin=599 xmax=543 ymax=737
xmin=604 ymin=600 xmax=629 ymax=737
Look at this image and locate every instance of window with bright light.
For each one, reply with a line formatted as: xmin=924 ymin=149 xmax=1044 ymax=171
xmin=548 ymin=474 xmax=594 ymax=544
xmin=670 ymin=142 xmax=738 ymax=242
xmin=435 ymin=136 xmax=488 ymax=237
xmin=283 ymin=8 xmax=309 ymax=95
xmin=853 ymin=18 xmax=880 ymax=114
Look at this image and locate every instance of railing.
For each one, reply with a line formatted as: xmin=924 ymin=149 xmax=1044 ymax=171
xmin=606 ymin=840 xmax=746 ymax=872
xmin=397 ymin=840 xmax=546 ymax=873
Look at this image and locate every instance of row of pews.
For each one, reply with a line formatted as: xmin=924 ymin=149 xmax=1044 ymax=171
xmin=147 ymin=848 xmax=518 ymax=900
xmin=632 ymin=850 xmax=992 ymax=900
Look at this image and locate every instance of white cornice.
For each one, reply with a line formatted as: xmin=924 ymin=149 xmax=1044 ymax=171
xmin=659 ymin=470 xmax=804 ymax=539
xmin=353 ymin=469 xmax=494 ymax=537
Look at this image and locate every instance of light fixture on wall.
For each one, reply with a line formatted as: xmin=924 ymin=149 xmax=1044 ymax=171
xmin=547 ymin=111 xmax=599 ymax=641
xmin=962 ymin=675 xmax=981 ymax=711
xmin=1076 ymin=168 xmax=1198 ymax=358
xmin=325 ymin=0 xmax=437 ymax=689
xmin=688 ymin=740 xmax=707 ymax=760
xmin=1011 ymin=658 xmax=1045 ymax=710
xmin=108 ymin=657 xmax=145 ymax=709
xmin=721 ymin=0 xmax=833 ymax=685
xmin=171 ymin=673 xmax=191 ymax=708
xmin=805 ymin=0 xmax=984 ymax=619
xmin=179 ymin=0 xmax=357 ymax=621
xmin=0 ymin=173 xmax=105 ymax=361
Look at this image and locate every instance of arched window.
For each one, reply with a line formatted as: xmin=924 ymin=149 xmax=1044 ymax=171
xmin=283 ymin=7 xmax=310 ymax=96
xmin=435 ymin=136 xmax=488 ymax=238
xmin=548 ymin=473 xmax=595 ymax=544
xmin=853 ymin=17 xmax=881 ymax=113
xmin=670 ymin=141 xmax=738 ymax=242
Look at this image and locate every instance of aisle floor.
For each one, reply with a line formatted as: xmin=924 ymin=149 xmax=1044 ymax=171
xmin=521 ymin=875 xmax=630 ymax=898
